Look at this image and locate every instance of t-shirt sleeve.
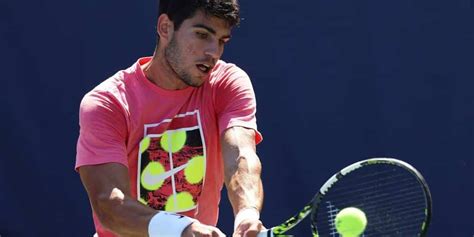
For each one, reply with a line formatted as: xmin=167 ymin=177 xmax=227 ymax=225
xmin=75 ymin=90 xmax=128 ymax=170
xmin=214 ymin=65 xmax=263 ymax=144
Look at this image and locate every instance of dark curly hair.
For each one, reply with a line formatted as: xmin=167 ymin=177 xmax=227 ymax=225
xmin=158 ymin=0 xmax=240 ymax=30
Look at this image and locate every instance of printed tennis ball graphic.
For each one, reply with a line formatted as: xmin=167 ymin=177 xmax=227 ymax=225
xmin=335 ymin=207 xmax=367 ymax=237
xmin=139 ymin=136 xmax=151 ymax=154
xmin=160 ymin=130 xmax=187 ymax=153
xmin=165 ymin=192 xmax=195 ymax=211
xmin=141 ymin=162 xmax=166 ymax=190
xmin=184 ymin=155 xmax=205 ymax=184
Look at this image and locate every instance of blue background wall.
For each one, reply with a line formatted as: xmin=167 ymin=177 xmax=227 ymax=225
xmin=0 ymin=0 xmax=472 ymax=236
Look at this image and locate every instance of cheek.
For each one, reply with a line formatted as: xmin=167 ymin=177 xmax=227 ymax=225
xmin=186 ymin=40 xmax=210 ymax=56
xmin=182 ymin=40 xmax=200 ymax=55
xmin=185 ymin=44 xmax=195 ymax=54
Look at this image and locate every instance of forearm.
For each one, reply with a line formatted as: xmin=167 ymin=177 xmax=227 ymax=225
xmin=224 ymin=147 xmax=264 ymax=214
xmin=221 ymin=127 xmax=266 ymax=235
xmin=92 ymin=187 xmax=156 ymax=237
xmin=80 ymin=164 xmax=157 ymax=237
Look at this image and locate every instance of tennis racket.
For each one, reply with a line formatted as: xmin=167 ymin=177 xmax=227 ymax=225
xmin=257 ymin=157 xmax=432 ymax=237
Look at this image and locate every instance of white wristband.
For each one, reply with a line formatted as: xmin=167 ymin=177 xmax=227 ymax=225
xmin=234 ymin=207 xmax=260 ymax=231
xmin=148 ymin=211 xmax=195 ymax=237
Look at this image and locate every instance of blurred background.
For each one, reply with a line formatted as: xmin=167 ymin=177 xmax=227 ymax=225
xmin=0 ymin=0 xmax=472 ymax=236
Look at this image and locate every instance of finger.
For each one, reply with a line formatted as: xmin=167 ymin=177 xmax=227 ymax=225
xmin=243 ymin=229 xmax=259 ymax=237
xmin=232 ymin=231 xmax=243 ymax=237
xmin=211 ymin=226 xmax=226 ymax=237
xmin=243 ymin=222 xmax=265 ymax=237
xmin=233 ymin=224 xmax=247 ymax=237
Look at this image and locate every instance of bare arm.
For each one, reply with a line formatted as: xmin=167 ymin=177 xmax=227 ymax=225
xmin=222 ymin=126 xmax=264 ymax=235
xmin=79 ymin=163 xmax=157 ymax=237
xmin=80 ymin=161 xmax=224 ymax=237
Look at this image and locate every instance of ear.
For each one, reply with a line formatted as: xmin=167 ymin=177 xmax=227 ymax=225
xmin=157 ymin=14 xmax=174 ymax=42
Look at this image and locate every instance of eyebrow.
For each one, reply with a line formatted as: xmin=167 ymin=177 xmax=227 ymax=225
xmin=193 ymin=24 xmax=231 ymax=39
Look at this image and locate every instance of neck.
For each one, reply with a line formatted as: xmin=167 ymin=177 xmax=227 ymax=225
xmin=142 ymin=48 xmax=188 ymax=90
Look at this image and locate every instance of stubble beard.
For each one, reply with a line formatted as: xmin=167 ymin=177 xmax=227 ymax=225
xmin=164 ymin=36 xmax=202 ymax=87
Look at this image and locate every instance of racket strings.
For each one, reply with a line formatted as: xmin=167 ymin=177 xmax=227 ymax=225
xmin=331 ymin=168 xmax=414 ymax=192
xmin=314 ymin=164 xmax=428 ymax=236
xmin=327 ymin=172 xmax=425 ymax=207
xmin=317 ymin=203 xmax=427 ymax=230
xmin=328 ymin=176 xmax=417 ymax=201
xmin=322 ymin=197 xmax=425 ymax=224
xmin=333 ymin=184 xmax=425 ymax=208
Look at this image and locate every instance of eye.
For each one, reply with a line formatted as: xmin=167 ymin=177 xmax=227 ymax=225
xmin=196 ymin=32 xmax=208 ymax=39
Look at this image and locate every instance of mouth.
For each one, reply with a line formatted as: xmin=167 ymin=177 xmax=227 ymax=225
xmin=196 ymin=63 xmax=213 ymax=74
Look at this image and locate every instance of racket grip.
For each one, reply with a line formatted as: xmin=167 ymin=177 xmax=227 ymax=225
xmin=257 ymin=228 xmax=273 ymax=237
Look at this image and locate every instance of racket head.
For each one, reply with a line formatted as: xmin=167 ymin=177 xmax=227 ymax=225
xmin=310 ymin=158 xmax=432 ymax=236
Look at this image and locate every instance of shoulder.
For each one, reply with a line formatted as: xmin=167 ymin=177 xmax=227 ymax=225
xmin=80 ymin=69 xmax=130 ymax=118
xmin=81 ymin=59 xmax=142 ymax=106
xmin=209 ymin=60 xmax=250 ymax=85
xmin=209 ymin=60 xmax=250 ymax=87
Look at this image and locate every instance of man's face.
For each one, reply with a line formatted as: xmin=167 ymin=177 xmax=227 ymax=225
xmin=164 ymin=10 xmax=232 ymax=87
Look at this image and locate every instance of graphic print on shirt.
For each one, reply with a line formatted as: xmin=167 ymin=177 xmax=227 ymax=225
xmin=137 ymin=110 xmax=206 ymax=214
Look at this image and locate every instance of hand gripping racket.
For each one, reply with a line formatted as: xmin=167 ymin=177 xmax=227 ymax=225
xmin=258 ymin=157 xmax=432 ymax=236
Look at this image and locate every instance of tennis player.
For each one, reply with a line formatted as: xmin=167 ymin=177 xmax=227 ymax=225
xmin=75 ymin=0 xmax=265 ymax=236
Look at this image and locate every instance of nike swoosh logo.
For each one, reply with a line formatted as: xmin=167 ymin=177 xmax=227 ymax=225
xmin=142 ymin=162 xmax=189 ymax=186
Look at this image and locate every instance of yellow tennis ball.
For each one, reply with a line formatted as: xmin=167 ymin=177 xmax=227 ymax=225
xmin=335 ymin=207 xmax=367 ymax=237
xmin=184 ymin=155 xmax=205 ymax=184
xmin=160 ymin=130 xmax=187 ymax=153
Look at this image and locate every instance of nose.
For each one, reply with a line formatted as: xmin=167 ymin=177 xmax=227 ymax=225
xmin=204 ymin=42 xmax=223 ymax=61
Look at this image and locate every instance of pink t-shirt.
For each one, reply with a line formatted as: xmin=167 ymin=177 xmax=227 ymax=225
xmin=76 ymin=57 xmax=262 ymax=236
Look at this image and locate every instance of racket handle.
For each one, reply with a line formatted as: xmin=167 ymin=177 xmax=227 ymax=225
xmin=257 ymin=228 xmax=273 ymax=237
